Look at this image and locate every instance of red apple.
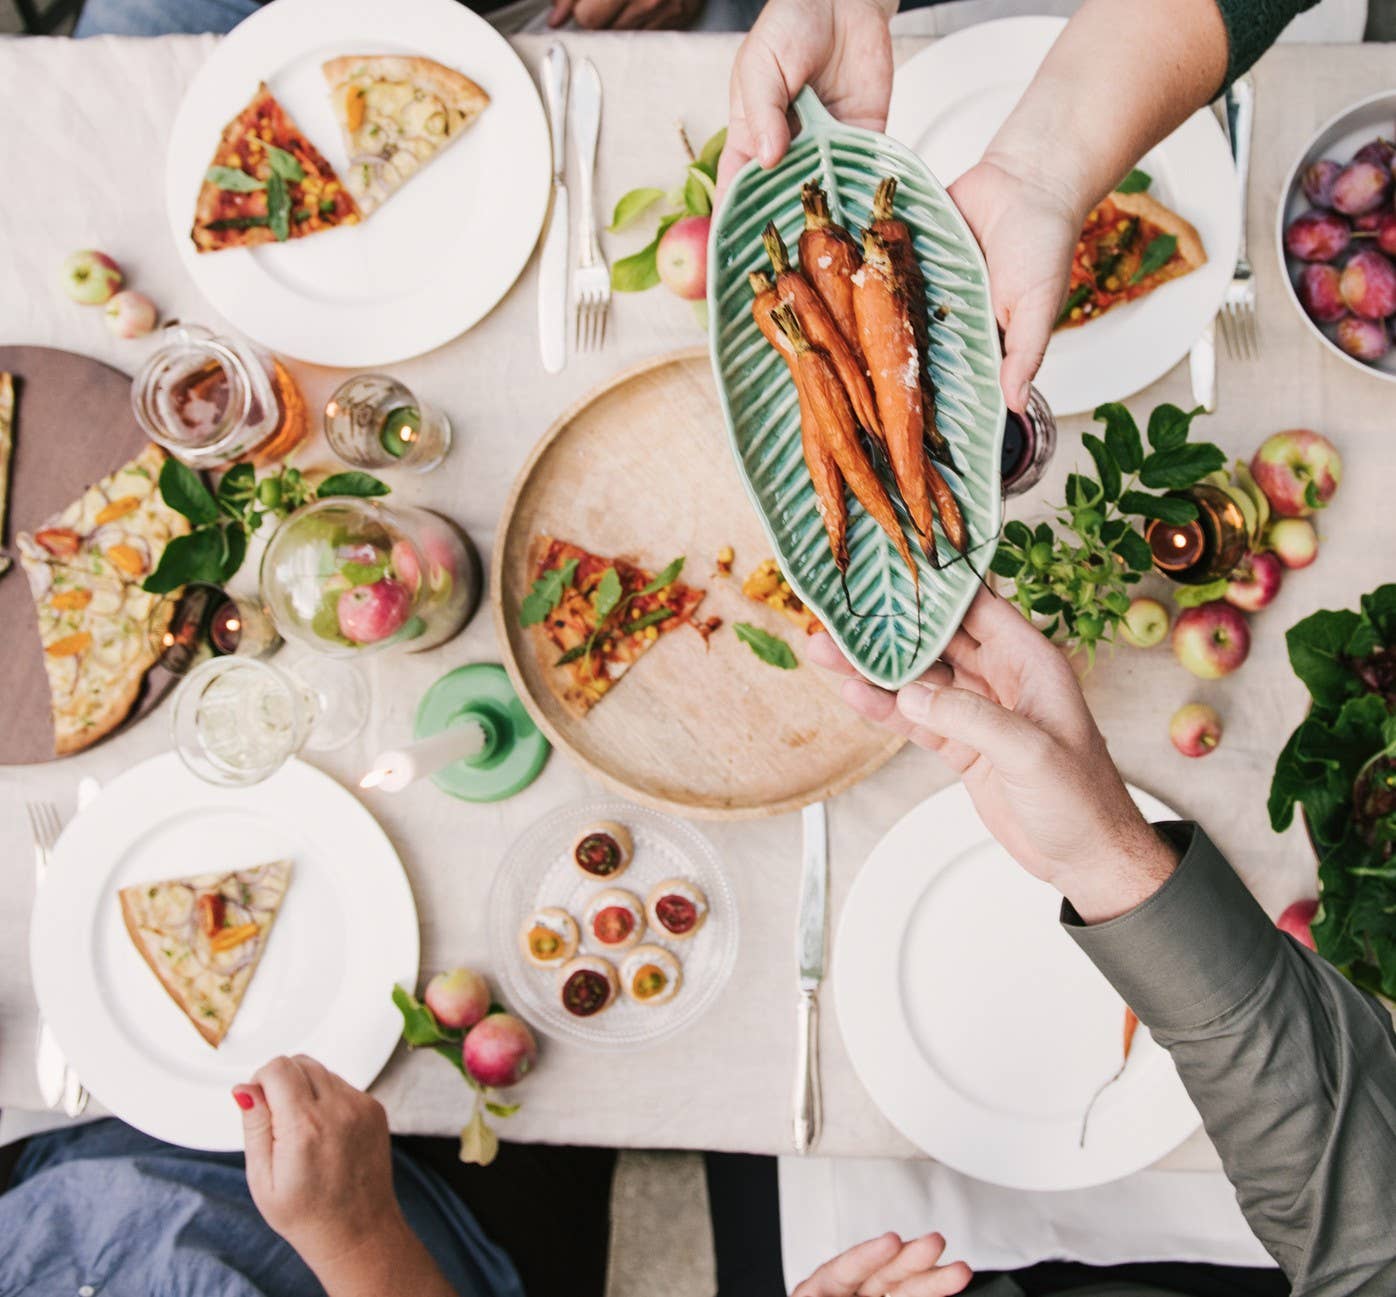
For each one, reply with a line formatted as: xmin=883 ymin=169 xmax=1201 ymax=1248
xmin=1119 ymin=597 xmax=1170 ymax=648
xmin=1224 ymin=551 xmax=1283 ymax=612
xmin=656 ymin=215 xmax=710 ymax=301
xmin=104 ymin=289 xmax=157 ymax=339
xmin=463 ymin=1013 xmax=538 ymax=1089
xmin=1172 ymin=602 xmax=1251 ymax=679
xmin=1169 ymin=702 xmax=1223 ymax=757
xmin=337 ymin=577 xmax=411 ymax=644
xmin=1267 ymin=517 xmax=1319 ymax=569
xmin=424 ymin=968 xmax=491 ymax=1031
xmin=1249 ymin=430 xmax=1342 ymax=517
xmin=59 ymin=249 xmax=124 ymax=305
xmin=1276 ymin=898 xmax=1318 ymax=951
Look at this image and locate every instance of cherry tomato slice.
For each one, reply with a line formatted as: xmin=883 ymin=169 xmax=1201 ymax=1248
xmin=654 ymin=894 xmax=697 ymax=934
xmin=562 ymin=969 xmax=611 ymax=1017
xmin=592 ymin=906 xmax=634 ymax=946
xmin=575 ymin=833 xmax=623 ymax=876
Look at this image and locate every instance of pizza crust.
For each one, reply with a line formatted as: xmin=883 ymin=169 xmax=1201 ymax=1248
xmin=1110 ymin=190 xmax=1207 ymax=271
xmin=120 ymin=891 xmax=223 ymax=1048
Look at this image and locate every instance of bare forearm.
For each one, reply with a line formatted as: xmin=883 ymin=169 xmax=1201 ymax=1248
xmin=984 ymin=0 xmax=1228 ymax=220
xmin=312 ymin=1214 xmax=458 ymax=1297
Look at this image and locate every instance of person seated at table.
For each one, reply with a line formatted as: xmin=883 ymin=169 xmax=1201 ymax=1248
xmin=719 ymin=0 xmax=1319 ymax=416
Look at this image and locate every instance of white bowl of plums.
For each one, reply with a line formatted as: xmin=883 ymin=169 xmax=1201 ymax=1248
xmin=1279 ymin=90 xmax=1396 ymax=381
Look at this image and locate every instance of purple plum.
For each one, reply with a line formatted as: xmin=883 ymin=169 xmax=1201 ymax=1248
xmin=1298 ymin=263 xmax=1348 ymax=324
xmin=1301 ymin=158 xmax=1342 ymax=209
xmin=1353 ymin=210 xmax=1387 ymax=232
xmin=1284 ymin=211 xmax=1351 ymax=262
xmin=1332 ymin=161 xmax=1391 ymax=216
xmin=1374 ymin=213 xmax=1396 ymax=257
xmin=1353 ymin=137 xmax=1396 ymax=170
xmin=1340 ymin=248 xmax=1396 ymax=318
xmin=1335 ymin=315 xmax=1390 ymax=361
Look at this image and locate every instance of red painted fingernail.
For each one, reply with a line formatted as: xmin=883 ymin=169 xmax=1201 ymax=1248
xmin=232 ymin=1088 xmax=254 ymax=1111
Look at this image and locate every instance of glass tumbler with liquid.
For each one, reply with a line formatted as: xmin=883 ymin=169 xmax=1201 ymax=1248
xmin=132 ymin=323 xmax=308 ymax=469
xmin=323 ymin=374 xmax=451 ymax=473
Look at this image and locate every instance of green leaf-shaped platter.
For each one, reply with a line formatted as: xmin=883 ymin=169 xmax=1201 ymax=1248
xmin=707 ymin=89 xmax=1005 ymax=691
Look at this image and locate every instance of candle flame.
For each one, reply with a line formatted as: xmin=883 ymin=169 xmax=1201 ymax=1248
xmin=359 ymin=767 xmax=392 ymax=790
xmin=326 ymin=400 xmax=340 ymax=418
xmin=162 ymin=632 xmax=175 ymax=648
xmin=226 ymin=617 xmax=241 ymax=632
xmin=1171 ymin=532 xmax=1189 ymax=549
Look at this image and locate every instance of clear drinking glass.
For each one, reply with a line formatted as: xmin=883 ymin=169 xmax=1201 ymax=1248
xmin=171 ymin=656 xmax=368 ymax=787
xmin=323 ymin=374 xmax=451 ymax=473
xmin=148 ymin=583 xmax=281 ymax=676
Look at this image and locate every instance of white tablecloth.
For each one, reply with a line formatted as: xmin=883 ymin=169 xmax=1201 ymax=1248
xmin=1 ymin=33 xmax=1391 ymax=1231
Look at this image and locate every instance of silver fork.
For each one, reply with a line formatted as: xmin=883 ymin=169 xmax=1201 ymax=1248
xmin=27 ymin=800 xmax=88 ymax=1118
xmin=570 ymin=59 xmax=609 ymax=352
xmin=1219 ymin=74 xmax=1258 ymax=360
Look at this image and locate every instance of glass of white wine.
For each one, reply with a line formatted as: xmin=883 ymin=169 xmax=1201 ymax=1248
xmin=171 ymin=656 xmax=368 ymax=787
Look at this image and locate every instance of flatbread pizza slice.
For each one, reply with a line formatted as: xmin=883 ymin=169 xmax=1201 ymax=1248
xmin=527 ymin=536 xmax=705 ymax=717
xmin=192 ymin=83 xmax=360 ymax=253
xmin=0 ymin=372 xmax=14 ymax=573
xmin=323 ymin=55 xmax=490 ymax=216
xmin=1056 ymin=189 xmax=1207 ymax=330
xmin=119 ymin=861 xmax=292 ymax=1048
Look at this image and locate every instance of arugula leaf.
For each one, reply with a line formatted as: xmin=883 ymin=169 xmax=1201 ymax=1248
xmin=206 ymin=166 xmax=266 ymax=192
xmin=640 ymin=556 xmax=685 ymax=595
xmin=1055 ymin=284 xmax=1091 ymax=326
xmin=734 ymin=622 xmax=797 ymax=669
xmin=1118 ymin=490 xmax=1199 ymax=524
xmin=316 ymin=471 xmax=390 ymax=499
xmin=1115 ymin=167 xmax=1152 ymax=194
xmin=1094 ymin=403 xmax=1143 ymax=473
xmin=391 ymin=984 xmax=453 ymax=1047
xmin=263 ymin=142 xmax=306 ymax=183
xmin=519 ymin=558 xmax=579 ymax=627
xmin=625 ymin=607 xmax=675 ymax=634
xmin=204 ymin=215 xmax=271 ymax=232
xmin=159 ymin=457 xmax=220 ymax=526
xmin=610 ymin=186 xmax=665 ymax=231
xmin=1139 ymin=442 xmax=1226 ymax=489
xmin=266 ymin=172 xmax=290 ymax=242
xmin=1130 ymin=233 xmax=1178 ymax=283
xmin=593 ymin=567 xmax=624 ymax=621
xmin=141 ymin=526 xmax=228 ymax=593
xmin=555 ymin=643 xmax=589 ymax=666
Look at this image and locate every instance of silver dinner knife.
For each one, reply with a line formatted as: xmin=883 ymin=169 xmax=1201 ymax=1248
xmin=1189 ymin=320 xmax=1216 ymax=413
xmin=793 ymin=801 xmax=828 ymax=1154
xmin=538 ymin=43 xmax=570 ymax=374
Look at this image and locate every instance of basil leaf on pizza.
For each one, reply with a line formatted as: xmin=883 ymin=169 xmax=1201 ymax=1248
xmin=1115 ymin=168 xmax=1152 ymax=195
xmin=263 ymin=142 xmax=307 ymax=183
xmin=593 ymin=567 xmax=624 ymax=621
xmin=520 ymin=558 xmax=580 ymax=627
xmin=207 ymin=166 xmax=267 ymax=193
xmin=1131 ymin=233 xmax=1178 ymax=284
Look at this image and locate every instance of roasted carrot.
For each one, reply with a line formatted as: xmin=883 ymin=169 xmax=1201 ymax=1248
xmin=853 ymin=230 xmax=940 ymax=565
xmin=772 ymin=304 xmax=917 ymax=586
xmin=751 ymin=272 xmax=848 ymax=572
xmin=799 ymin=182 xmax=863 ymax=361
xmin=761 ymin=222 xmax=882 ymax=441
xmin=870 ymin=177 xmax=950 ymax=465
xmin=925 ymin=450 xmax=968 ymax=555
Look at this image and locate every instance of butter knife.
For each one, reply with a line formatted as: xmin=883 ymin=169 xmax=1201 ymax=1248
xmin=793 ymin=801 xmax=828 ymax=1154
xmin=1189 ymin=320 xmax=1216 ymax=413
xmin=538 ymin=43 xmax=570 ymax=375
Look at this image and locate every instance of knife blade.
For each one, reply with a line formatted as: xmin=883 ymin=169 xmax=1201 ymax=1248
xmin=793 ymin=801 xmax=828 ymax=1154
xmin=1189 ymin=320 xmax=1216 ymax=413
xmin=538 ymin=43 xmax=570 ymax=375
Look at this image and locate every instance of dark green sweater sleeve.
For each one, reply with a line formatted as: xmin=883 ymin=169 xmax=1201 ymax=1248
xmin=1064 ymin=824 xmax=1396 ymax=1296
xmin=1214 ymin=0 xmax=1321 ymax=86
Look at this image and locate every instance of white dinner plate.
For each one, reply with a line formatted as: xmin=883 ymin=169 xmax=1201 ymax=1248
xmin=164 ymin=0 xmax=550 ymax=367
xmin=887 ymin=16 xmax=1239 ymax=415
xmin=834 ymin=781 xmax=1200 ymax=1191
xmin=30 ymin=753 xmax=419 ymax=1151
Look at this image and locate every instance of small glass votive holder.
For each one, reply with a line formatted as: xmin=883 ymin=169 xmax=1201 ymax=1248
xmin=149 ymin=582 xmax=281 ymax=676
xmin=1001 ymin=385 xmax=1058 ymax=497
xmin=323 ymin=374 xmax=452 ymax=474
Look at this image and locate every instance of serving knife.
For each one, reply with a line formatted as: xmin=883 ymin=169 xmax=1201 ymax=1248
xmin=1188 ymin=320 xmax=1216 ymax=413
xmin=538 ymin=43 xmax=571 ymax=375
xmin=792 ymin=801 xmax=828 ymax=1154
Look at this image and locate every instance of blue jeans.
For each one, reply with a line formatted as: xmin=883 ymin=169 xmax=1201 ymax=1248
xmin=75 ymin=0 xmax=262 ymax=36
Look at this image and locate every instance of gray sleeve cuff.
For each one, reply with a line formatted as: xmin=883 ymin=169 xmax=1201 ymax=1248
xmin=1062 ymin=823 xmax=1283 ymax=1033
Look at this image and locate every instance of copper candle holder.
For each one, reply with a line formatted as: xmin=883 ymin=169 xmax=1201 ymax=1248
xmin=1144 ymin=484 xmax=1249 ymax=585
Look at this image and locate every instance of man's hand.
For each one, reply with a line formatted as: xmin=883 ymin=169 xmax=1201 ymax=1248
xmin=548 ymin=0 xmax=701 ymax=29
xmin=793 ymin=1231 xmax=971 ymax=1297
xmin=718 ymin=0 xmax=895 ymax=197
xmin=809 ymin=591 xmax=1178 ymax=922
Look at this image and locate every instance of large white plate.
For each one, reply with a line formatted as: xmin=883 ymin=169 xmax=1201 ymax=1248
xmin=887 ymin=16 xmax=1239 ymax=415
xmin=30 ymin=753 xmax=419 ymax=1151
xmin=164 ymin=0 xmax=550 ymax=367
xmin=834 ymin=781 xmax=1200 ymax=1191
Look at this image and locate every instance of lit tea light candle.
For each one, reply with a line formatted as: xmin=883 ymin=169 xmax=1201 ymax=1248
xmin=361 ymin=720 xmax=489 ymax=793
xmin=1147 ymin=519 xmax=1206 ymax=572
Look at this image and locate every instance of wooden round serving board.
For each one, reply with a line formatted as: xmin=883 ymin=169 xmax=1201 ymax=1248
xmin=493 ymin=348 xmax=905 ymax=820
xmin=0 ymin=346 xmax=177 ymax=766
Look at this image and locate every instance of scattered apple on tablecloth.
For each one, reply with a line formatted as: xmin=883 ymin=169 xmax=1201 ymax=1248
xmin=59 ymin=249 xmax=124 ymax=304
xmin=1170 ymin=702 xmax=1223 ymax=757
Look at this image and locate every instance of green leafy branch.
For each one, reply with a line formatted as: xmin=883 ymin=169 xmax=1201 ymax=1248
xmin=990 ymin=402 xmax=1224 ymax=663
xmin=143 ymin=458 xmax=389 ymax=594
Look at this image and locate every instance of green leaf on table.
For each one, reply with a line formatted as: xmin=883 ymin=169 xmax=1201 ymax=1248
xmin=1066 ymin=473 xmax=1102 ymax=508
xmin=593 ymin=567 xmax=623 ymax=621
xmin=1081 ymin=433 xmax=1120 ymax=502
xmin=1115 ymin=167 xmax=1152 ymax=194
xmin=684 ymin=165 xmax=716 ymax=216
xmin=1139 ymin=443 xmax=1226 ymax=490
xmin=1360 ymin=585 xmax=1396 ymax=645
xmin=206 ymin=166 xmax=266 ymax=193
xmin=159 ymin=457 xmax=220 ymax=526
xmin=989 ymin=543 xmax=1024 ymax=579
xmin=612 ymin=237 xmax=661 ymax=292
xmin=431 ymin=1040 xmax=469 ymax=1078
xmin=1285 ymin=607 xmax=1366 ymax=709
xmin=264 ymin=142 xmax=306 ymax=183
xmin=459 ymin=1106 xmax=500 ymax=1167
xmin=266 ymin=172 xmax=291 ymax=242
xmin=734 ymin=622 xmax=797 ymax=669
xmin=1115 ymin=528 xmax=1155 ymax=572
xmin=141 ymin=527 xmax=228 ymax=594
xmin=1118 ymin=490 xmax=1199 ymax=524
xmin=696 ymin=127 xmax=727 ymax=179
xmin=1002 ymin=520 xmax=1034 ymax=550
xmin=692 ymin=299 xmax=709 ymax=329
xmin=485 ymin=1100 xmax=521 ymax=1118
xmin=519 ymin=557 xmax=579 ymax=627
xmin=1093 ymin=403 xmax=1143 ymax=473
xmin=1172 ymin=578 xmax=1229 ymax=608
xmin=1146 ymin=403 xmax=1201 ymax=451
xmin=609 ymin=186 xmax=665 ymax=231
xmin=220 ymin=522 xmax=248 ymax=582
xmin=1130 ymin=233 xmax=1178 ymax=284
xmin=392 ymin=984 xmax=451 ymax=1047
xmin=640 ymin=556 xmax=685 ymax=595
xmin=316 ymin=471 xmax=391 ymax=499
